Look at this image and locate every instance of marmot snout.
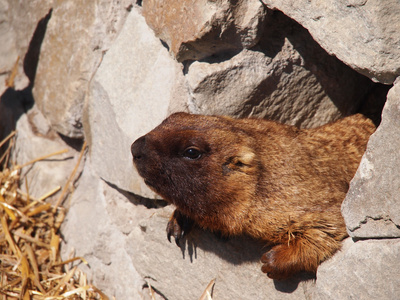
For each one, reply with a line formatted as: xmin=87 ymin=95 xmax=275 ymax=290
xmin=131 ymin=112 xmax=375 ymax=279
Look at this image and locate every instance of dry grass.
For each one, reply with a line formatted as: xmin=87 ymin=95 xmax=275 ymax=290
xmin=0 ymin=131 xmax=108 ymax=300
xmin=198 ymin=279 xmax=215 ymax=300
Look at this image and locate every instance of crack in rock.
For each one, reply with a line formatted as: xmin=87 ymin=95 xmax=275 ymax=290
xmin=350 ymin=215 xmax=400 ymax=239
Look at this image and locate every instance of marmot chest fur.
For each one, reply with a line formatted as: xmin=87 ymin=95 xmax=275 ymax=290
xmin=131 ymin=112 xmax=375 ymax=279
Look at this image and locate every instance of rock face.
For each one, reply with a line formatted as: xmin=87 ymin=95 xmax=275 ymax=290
xmin=2 ymin=0 xmax=400 ymax=299
xmin=261 ymin=0 xmax=400 ymax=84
xmin=0 ymin=0 xmax=53 ymax=94
xmin=84 ymin=7 xmax=187 ymax=198
xmin=12 ymin=104 xmax=82 ymax=201
xmin=32 ymin=0 xmax=132 ymax=138
xmin=186 ymin=11 xmax=372 ymax=128
xmin=61 ymin=162 xmax=145 ymax=299
xmin=0 ymin=0 xmax=19 ymax=95
xmin=142 ymin=0 xmax=266 ymax=62
xmin=342 ymin=79 xmax=400 ymax=239
xmin=312 ymin=238 xmax=400 ymax=299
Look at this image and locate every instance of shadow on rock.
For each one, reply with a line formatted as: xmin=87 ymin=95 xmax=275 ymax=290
xmin=0 ymin=88 xmax=33 ymax=167
xmin=178 ymin=226 xmax=315 ymax=292
xmin=179 ymin=227 xmax=265 ymax=265
xmin=0 ymin=9 xmax=52 ymax=159
xmin=273 ymin=271 xmax=315 ymax=293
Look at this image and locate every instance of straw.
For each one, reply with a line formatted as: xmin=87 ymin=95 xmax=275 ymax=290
xmin=0 ymin=134 xmax=107 ymax=299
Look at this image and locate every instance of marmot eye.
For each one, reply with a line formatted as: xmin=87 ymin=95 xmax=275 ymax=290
xmin=183 ymin=147 xmax=202 ymax=160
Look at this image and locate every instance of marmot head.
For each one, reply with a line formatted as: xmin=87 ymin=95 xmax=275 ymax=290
xmin=131 ymin=112 xmax=260 ymax=222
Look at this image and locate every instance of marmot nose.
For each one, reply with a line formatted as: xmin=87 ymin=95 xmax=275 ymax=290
xmin=131 ymin=136 xmax=146 ymax=161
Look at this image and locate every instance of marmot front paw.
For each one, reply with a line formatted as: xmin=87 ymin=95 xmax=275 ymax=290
xmin=166 ymin=209 xmax=194 ymax=246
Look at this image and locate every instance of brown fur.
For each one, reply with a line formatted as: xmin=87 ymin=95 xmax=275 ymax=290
xmin=131 ymin=112 xmax=375 ymax=279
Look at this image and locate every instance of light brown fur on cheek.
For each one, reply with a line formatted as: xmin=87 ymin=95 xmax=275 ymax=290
xmin=131 ymin=112 xmax=375 ymax=280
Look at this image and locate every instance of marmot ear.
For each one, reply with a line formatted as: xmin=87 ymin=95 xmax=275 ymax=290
xmin=224 ymin=147 xmax=256 ymax=173
xmin=235 ymin=148 xmax=256 ymax=166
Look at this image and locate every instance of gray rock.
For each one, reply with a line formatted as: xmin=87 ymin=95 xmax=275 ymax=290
xmin=0 ymin=0 xmax=47 ymax=93
xmin=142 ymin=0 xmax=267 ymax=62
xmin=61 ymin=161 xmax=145 ymax=299
xmin=5 ymin=0 xmax=53 ymax=59
xmin=262 ymin=0 xmax=400 ymax=84
xmin=342 ymin=79 xmax=400 ymax=238
xmin=0 ymin=0 xmax=18 ymax=94
xmin=12 ymin=105 xmax=81 ymax=201
xmin=84 ymin=7 xmax=187 ymax=198
xmin=311 ymin=238 xmax=400 ymax=299
xmin=32 ymin=0 xmax=132 ymax=138
xmin=186 ymin=11 xmax=373 ymax=128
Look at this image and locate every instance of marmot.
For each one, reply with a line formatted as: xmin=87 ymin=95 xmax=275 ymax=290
xmin=131 ymin=112 xmax=375 ymax=280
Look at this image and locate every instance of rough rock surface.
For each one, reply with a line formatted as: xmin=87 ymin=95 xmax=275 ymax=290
xmin=142 ymin=0 xmax=266 ymax=62
xmin=0 ymin=0 xmax=19 ymax=94
xmin=262 ymin=0 xmax=400 ymax=84
xmin=61 ymin=161 xmax=145 ymax=299
xmin=0 ymin=0 xmax=53 ymax=94
xmin=342 ymin=80 xmax=400 ymax=238
xmin=186 ymin=11 xmax=372 ymax=128
xmin=84 ymin=7 xmax=187 ymax=198
xmin=312 ymin=238 xmax=400 ymax=299
xmin=12 ymin=104 xmax=81 ymax=201
xmin=32 ymin=0 xmax=132 ymax=138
